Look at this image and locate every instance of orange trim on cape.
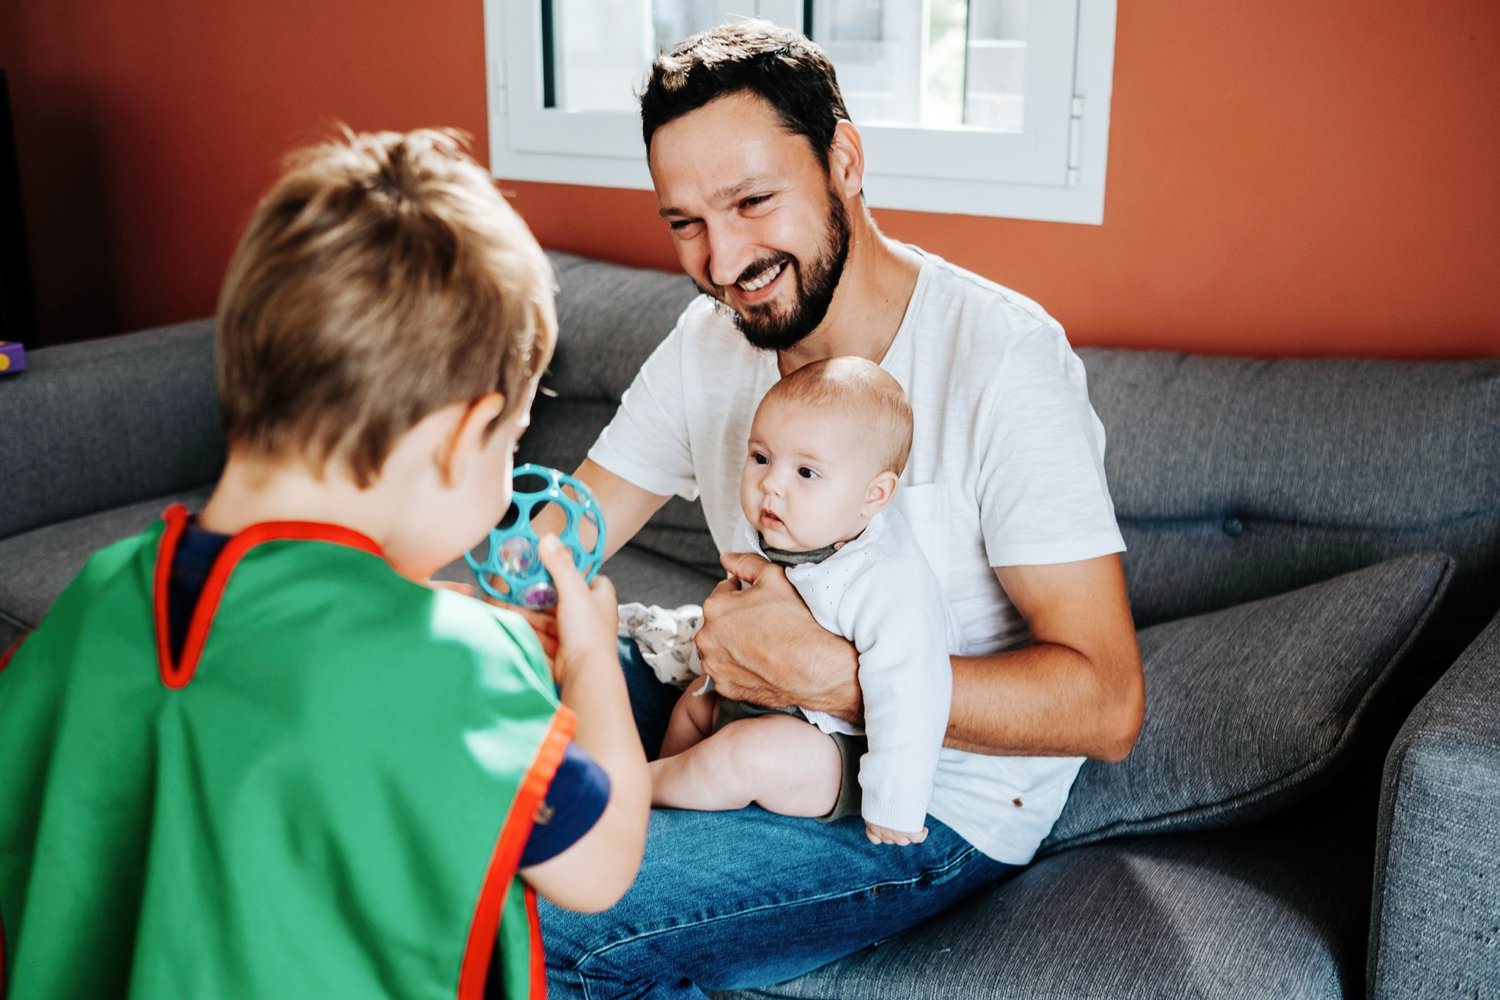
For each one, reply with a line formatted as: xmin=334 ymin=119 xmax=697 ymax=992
xmin=0 ymin=634 xmax=25 ymax=673
xmin=152 ymin=504 xmax=384 ymax=689
xmin=457 ymin=704 xmax=577 ymax=1000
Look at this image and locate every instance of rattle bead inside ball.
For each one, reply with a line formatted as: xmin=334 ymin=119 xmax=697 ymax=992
xmin=522 ymin=580 xmax=558 ymax=610
xmin=499 ymin=536 xmax=537 ymax=575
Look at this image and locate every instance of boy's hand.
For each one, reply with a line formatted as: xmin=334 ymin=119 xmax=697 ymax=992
xmin=537 ymin=534 xmax=617 ymax=687
xmin=509 ymin=605 xmax=560 ymax=662
xmin=864 ymin=821 xmax=929 ymax=847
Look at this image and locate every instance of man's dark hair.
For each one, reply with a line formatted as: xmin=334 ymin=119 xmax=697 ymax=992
xmin=640 ymin=19 xmax=851 ymax=169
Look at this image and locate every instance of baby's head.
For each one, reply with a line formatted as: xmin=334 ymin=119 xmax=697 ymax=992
xmin=740 ymin=356 xmax=913 ymax=552
xmin=215 ymin=128 xmax=556 ymax=574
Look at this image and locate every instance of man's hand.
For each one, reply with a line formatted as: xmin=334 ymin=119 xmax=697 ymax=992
xmin=695 ymin=551 xmax=862 ymax=720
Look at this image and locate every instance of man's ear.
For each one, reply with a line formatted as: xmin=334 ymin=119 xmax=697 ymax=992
xmin=437 ymin=392 xmax=507 ymax=488
xmin=860 ymin=469 xmax=899 ymax=519
xmin=828 ymin=120 xmax=865 ymax=200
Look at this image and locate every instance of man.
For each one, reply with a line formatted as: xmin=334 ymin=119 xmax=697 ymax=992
xmin=535 ymin=19 xmax=1143 ymax=998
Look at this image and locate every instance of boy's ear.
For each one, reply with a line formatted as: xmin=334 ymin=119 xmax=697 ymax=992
xmin=860 ymin=469 xmax=898 ymax=519
xmin=437 ymin=392 xmax=507 ymax=487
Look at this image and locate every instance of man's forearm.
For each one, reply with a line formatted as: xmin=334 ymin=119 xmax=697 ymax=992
xmin=945 ymin=643 xmax=1142 ymax=761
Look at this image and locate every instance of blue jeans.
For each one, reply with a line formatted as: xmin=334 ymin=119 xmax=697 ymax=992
xmin=539 ymin=639 xmax=1020 ymax=999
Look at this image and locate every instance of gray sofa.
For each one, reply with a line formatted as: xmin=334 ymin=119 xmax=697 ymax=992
xmin=2 ymin=251 xmax=1497 ymax=999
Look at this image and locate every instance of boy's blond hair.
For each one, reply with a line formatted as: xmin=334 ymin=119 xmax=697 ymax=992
xmin=766 ymin=356 xmax=914 ymax=475
xmin=216 ymin=128 xmax=556 ymax=487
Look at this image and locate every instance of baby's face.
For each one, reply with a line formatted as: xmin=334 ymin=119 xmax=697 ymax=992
xmin=739 ymin=395 xmax=885 ymax=552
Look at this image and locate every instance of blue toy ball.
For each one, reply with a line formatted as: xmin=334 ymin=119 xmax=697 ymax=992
xmin=466 ymin=464 xmax=606 ymax=610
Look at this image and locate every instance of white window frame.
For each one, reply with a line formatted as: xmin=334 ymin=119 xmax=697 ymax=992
xmin=484 ymin=0 xmax=1116 ymax=224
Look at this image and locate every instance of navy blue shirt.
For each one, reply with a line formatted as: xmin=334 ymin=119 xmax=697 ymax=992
xmin=167 ymin=523 xmax=607 ymax=867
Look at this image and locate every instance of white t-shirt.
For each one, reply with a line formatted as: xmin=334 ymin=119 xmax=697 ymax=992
xmin=590 ymin=250 xmax=1125 ymax=863
xmin=734 ymin=510 xmax=955 ymax=834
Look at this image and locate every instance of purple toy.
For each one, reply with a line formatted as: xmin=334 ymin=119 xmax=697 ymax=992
xmin=0 ymin=341 xmax=25 ymax=375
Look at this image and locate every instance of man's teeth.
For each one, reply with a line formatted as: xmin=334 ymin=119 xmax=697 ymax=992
xmin=738 ymin=261 xmax=784 ymax=292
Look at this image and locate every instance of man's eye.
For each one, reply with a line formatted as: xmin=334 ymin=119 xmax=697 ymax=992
xmin=741 ymin=194 xmax=772 ymax=210
xmin=797 ymin=466 xmax=818 ymax=479
xmin=668 ymin=219 xmax=701 ymax=234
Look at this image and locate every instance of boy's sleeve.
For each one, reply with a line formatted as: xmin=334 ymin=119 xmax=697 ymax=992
xmin=837 ymin=560 xmax=953 ymax=833
xmin=976 ymin=323 xmax=1126 ymax=567
xmin=519 ymin=741 xmax=610 ymax=867
xmin=587 ymin=304 xmax=701 ymax=500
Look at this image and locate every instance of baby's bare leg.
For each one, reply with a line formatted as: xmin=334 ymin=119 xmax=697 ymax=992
xmin=658 ymin=676 xmax=718 ymax=759
xmin=650 ymin=714 xmax=842 ymax=817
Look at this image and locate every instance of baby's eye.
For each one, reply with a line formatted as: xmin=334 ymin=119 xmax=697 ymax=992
xmin=751 ymin=452 xmax=768 ymax=465
xmin=797 ymin=466 xmax=818 ymax=479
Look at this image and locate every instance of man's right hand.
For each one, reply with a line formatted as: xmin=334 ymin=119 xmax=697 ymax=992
xmin=696 ymin=551 xmax=862 ymax=720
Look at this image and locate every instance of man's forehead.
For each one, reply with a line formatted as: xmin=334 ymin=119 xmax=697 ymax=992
xmin=649 ymin=95 xmax=815 ymax=205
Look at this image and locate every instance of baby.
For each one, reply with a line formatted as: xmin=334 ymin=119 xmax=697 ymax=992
xmin=650 ymin=356 xmax=956 ymax=846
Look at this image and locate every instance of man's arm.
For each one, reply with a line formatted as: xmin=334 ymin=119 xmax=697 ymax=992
xmin=535 ymin=459 xmax=672 ymax=561
xmin=697 ymin=552 xmax=1144 ymax=763
xmin=948 ymin=555 xmax=1143 ymax=762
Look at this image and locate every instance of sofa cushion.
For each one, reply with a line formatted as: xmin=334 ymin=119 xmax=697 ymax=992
xmin=1041 ymin=551 xmax=1452 ymax=852
xmin=735 ymin=822 xmax=1364 ymax=1000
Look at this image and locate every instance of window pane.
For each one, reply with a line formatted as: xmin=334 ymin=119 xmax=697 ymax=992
xmin=545 ymin=1 xmax=726 ymax=112
xmin=543 ymin=0 xmax=1029 ymax=131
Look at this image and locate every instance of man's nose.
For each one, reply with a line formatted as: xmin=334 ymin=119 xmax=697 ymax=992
xmin=706 ymin=219 xmax=753 ymax=290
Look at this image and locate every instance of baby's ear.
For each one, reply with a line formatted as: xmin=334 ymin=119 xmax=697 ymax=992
xmin=861 ymin=469 xmax=899 ymax=518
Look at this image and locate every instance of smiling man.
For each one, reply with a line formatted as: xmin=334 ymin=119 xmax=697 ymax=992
xmin=537 ymin=19 xmax=1144 ymax=998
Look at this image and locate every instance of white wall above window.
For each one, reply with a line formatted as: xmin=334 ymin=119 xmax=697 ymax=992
xmin=485 ymin=0 xmax=1116 ymax=224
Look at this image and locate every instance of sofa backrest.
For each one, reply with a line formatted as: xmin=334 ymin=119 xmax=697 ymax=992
xmin=1085 ymin=350 xmax=1500 ymax=632
xmin=0 ymin=320 xmax=224 ymax=544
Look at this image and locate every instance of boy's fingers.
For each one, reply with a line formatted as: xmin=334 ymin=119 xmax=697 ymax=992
xmin=537 ymin=534 xmax=586 ymax=597
xmin=511 ymin=605 xmax=558 ymax=637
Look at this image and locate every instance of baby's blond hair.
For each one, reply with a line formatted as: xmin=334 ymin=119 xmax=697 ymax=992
xmin=216 ymin=128 xmax=555 ymax=487
xmin=764 ymin=356 xmax=913 ymax=475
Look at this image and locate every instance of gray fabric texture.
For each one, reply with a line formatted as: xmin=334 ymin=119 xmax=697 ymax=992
xmin=1080 ymin=350 xmax=1500 ymax=631
xmin=729 ymin=822 xmax=1365 ymax=1000
xmin=1369 ymin=610 xmax=1500 ymax=1000
xmin=1041 ymin=552 xmax=1452 ymax=851
xmin=0 ymin=489 xmax=213 ymax=647
xmin=0 ymin=321 xmax=223 ymax=543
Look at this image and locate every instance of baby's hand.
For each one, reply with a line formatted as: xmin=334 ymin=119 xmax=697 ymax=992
xmin=864 ymin=822 xmax=929 ymax=847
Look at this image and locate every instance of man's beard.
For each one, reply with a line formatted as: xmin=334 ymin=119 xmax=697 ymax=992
xmin=698 ymin=193 xmax=851 ymax=352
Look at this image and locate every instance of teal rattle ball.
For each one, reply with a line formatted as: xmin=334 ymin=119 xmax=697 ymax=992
xmin=465 ymin=464 xmax=606 ymax=609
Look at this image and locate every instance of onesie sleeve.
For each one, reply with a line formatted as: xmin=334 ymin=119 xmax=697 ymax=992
xmin=975 ymin=323 xmax=1125 ymax=566
xmin=837 ymin=559 xmax=953 ymax=833
xmin=587 ymin=304 xmax=701 ymax=501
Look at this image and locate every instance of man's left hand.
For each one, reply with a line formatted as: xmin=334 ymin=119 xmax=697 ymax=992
xmin=695 ymin=551 xmax=862 ymax=720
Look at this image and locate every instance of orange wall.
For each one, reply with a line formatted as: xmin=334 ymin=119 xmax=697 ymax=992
xmin=5 ymin=2 xmax=1498 ymax=356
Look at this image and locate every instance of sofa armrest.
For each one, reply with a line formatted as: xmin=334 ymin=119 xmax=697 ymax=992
xmin=1369 ymin=608 xmax=1500 ymax=998
xmin=0 ymin=321 xmax=224 ymax=543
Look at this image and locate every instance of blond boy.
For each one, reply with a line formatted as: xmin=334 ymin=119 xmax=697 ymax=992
xmin=0 ymin=130 xmax=647 ymax=999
